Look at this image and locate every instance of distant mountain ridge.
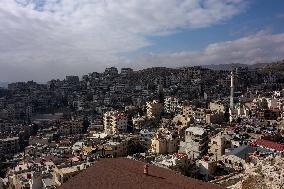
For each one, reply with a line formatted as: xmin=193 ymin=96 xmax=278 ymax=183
xmin=0 ymin=82 xmax=9 ymax=88
xmin=261 ymin=60 xmax=284 ymax=72
xmin=201 ymin=62 xmax=269 ymax=71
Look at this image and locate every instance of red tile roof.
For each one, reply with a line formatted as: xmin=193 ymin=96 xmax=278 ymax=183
xmin=60 ymin=158 xmax=225 ymax=189
xmin=254 ymin=139 xmax=284 ymax=152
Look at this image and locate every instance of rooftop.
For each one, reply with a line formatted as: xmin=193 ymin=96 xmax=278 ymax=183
xmin=60 ymin=158 xmax=224 ymax=189
xmin=228 ymin=145 xmax=256 ymax=160
xmin=253 ymin=139 xmax=284 ymax=152
xmin=0 ymin=136 xmax=19 ymax=141
xmin=185 ymin=127 xmax=205 ymax=136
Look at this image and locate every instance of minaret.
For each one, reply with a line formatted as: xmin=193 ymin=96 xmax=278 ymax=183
xmin=229 ymin=70 xmax=234 ymax=122
xmin=230 ymin=71 xmax=234 ymax=110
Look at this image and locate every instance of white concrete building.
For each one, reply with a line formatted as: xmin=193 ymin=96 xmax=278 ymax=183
xmin=179 ymin=127 xmax=208 ymax=159
xmin=103 ymin=111 xmax=128 ymax=135
xmin=146 ymin=100 xmax=163 ymax=118
xmin=164 ymin=97 xmax=182 ymax=114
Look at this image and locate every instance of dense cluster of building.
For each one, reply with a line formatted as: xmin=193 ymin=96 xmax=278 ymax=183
xmin=1 ymin=65 xmax=284 ymax=188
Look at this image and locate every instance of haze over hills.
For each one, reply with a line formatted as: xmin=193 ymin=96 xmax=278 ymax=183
xmin=1 ymin=60 xmax=283 ymax=84
xmin=201 ymin=62 xmax=270 ymax=71
xmin=261 ymin=60 xmax=284 ymax=72
xmin=0 ymin=82 xmax=9 ymax=88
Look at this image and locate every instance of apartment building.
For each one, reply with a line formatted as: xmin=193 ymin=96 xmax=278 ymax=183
xmin=103 ymin=111 xmax=128 ymax=135
xmin=146 ymin=100 xmax=163 ymax=119
xmin=208 ymin=134 xmax=231 ymax=161
xmin=58 ymin=121 xmax=83 ymax=136
xmin=209 ymin=101 xmax=225 ymax=113
xmin=150 ymin=130 xmax=179 ymax=154
xmin=179 ymin=127 xmax=208 ymax=159
xmin=0 ymin=136 xmax=20 ymax=157
xmin=164 ymin=97 xmax=182 ymax=114
xmin=120 ymin=68 xmax=133 ymax=76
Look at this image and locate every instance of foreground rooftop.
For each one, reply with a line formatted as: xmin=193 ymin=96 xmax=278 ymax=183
xmin=60 ymin=158 xmax=224 ymax=189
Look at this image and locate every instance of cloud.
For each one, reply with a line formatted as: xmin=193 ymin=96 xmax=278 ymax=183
xmin=0 ymin=0 xmax=247 ymax=81
xmin=131 ymin=31 xmax=284 ymax=68
xmin=276 ymin=13 xmax=284 ymax=19
xmin=2 ymin=1 xmax=284 ymax=81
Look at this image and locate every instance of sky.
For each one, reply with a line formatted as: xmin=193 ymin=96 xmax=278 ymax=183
xmin=0 ymin=0 xmax=284 ymax=82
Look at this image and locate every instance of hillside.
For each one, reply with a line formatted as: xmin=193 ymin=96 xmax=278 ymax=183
xmin=202 ymin=63 xmax=269 ymax=71
xmin=0 ymin=82 xmax=9 ymax=88
xmin=261 ymin=60 xmax=284 ymax=72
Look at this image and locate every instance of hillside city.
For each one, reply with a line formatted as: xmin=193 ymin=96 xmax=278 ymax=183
xmin=1 ymin=61 xmax=284 ymax=189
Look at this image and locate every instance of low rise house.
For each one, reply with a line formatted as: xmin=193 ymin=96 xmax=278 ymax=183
xmin=53 ymin=161 xmax=94 ymax=187
xmin=197 ymin=158 xmax=217 ymax=181
xmin=153 ymin=153 xmax=192 ymax=175
xmin=150 ymin=129 xmax=179 ymax=155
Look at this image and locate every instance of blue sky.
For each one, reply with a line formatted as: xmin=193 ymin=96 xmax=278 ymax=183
xmin=0 ymin=0 xmax=284 ymax=81
xmin=132 ymin=0 xmax=284 ymax=56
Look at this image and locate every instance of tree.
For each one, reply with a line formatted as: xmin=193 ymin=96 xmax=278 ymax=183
xmin=82 ymin=117 xmax=90 ymax=133
xmin=127 ymin=139 xmax=147 ymax=155
xmin=224 ymin=107 xmax=230 ymax=122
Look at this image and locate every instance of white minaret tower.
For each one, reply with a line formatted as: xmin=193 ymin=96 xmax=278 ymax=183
xmin=229 ymin=70 xmax=234 ymax=122
xmin=230 ymin=71 xmax=234 ymax=110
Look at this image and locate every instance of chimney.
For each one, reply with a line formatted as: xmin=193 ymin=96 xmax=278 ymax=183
xmin=144 ymin=164 xmax=149 ymax=176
